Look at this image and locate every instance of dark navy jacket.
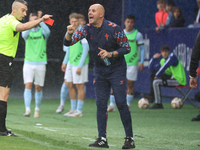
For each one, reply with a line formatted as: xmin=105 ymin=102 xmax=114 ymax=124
xmin=63 ymin=19 xmax=130 ymax=76
xmin=149 ymin=53 xmax=179 ymax=78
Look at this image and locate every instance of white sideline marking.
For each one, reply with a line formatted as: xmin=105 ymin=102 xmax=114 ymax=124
xmin=81 ymin=137 xmax=95 ymax=141
xmin=34 ymin=126 xmax=117 ymax=147
xmin=43 ymin=127 xmax=56 ymax=132
xmin=36 ymin=123 xmax=42 ymax=126
xmin=34 ymin=126 xmax=56 ymax=131
xmin=18 ymin=134 xmax=66 ymax=149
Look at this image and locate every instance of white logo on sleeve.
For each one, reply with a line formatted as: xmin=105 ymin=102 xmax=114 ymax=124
xmin=9 ymin=62 xmax=12 ymax=66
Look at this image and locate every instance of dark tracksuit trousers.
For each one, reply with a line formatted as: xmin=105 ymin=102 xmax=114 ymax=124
xmin=93 ymin=64 xmax=133 ymax=138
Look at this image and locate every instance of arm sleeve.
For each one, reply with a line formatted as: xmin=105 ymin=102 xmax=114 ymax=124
xmin=40 ymin=22 xmax=51 ymax=41
xmin=10 ymin=19 xmax=20 ymax=31
xmin=63 ymin=26 xmax=87 ymax=46
xmin=156 ymin=53 xmax=178 ymax=77
xmin=22 ymin=30 xmax=31 ymax=41
xmin=63 ymin=45 xmax=69 ymax=52
xmin=139 ymin=45 xmax=145 ymax=64
xmin=136 ymin=32 xmax=145 ymax=64
xmin=114 ymin=26 xmax=130 ymax=56
xmin=149 ymin=58 xmax=161 ymax=71
xmin=190 ymin=31 xmax=200 ymax=77
xmin=78 ymin=39 xmax=89 ymax=68
xmin=62 ymin=48 xmax=69 ymax=64
xmin=165 ymin=12 xmax=172 ymax=26
xmin=155 ymin=12 xmax=160 ymax=27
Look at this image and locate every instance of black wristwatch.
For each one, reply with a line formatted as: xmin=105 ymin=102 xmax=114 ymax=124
xmin=110 ymin=52 xmax=114 ymax=57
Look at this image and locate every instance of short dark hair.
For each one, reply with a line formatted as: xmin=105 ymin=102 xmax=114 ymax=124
xmin=160 ymin=45 xmax=170 ymax=51
xmin=13 ymin=0 xmax=28 ymax=6
xmin=166 ymin=0 xmax=175 ymax=6
xmin=157 ymin=0 xmax=166 ymax=5
xmin=69 ymin=13 xmax=79 ymax=20
xmin=78 ymin=14 xmax=86 ymax=21
xmin=125 ymin=15 xmax=135 ymax=21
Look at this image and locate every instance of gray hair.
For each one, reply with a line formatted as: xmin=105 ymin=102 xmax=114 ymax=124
xmin=12 ymin=0 xmax=28 ymax=8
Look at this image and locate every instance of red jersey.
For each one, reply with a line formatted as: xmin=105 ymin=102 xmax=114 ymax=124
xmin=155 ymin=10 xmax=168 ymax=27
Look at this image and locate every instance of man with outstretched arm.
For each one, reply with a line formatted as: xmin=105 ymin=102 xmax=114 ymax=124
xmin=0 ymin=0 xmax=52 ymax=136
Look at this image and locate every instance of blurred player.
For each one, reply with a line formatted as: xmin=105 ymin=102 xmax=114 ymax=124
xmin=56 ymin=13 xmax=87 ymax=114
xmin=107 ymin=14 xmax=145 ymax=111
xmin=0 ymin=0 xmax=52 ymax=136
xmin=22 ymin=10 xmax=50 ymax=118
xmin=63 ymin=13 xmax=89 ymax=117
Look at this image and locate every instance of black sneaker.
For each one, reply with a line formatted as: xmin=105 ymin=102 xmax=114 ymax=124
xmin=122 ymin=137 xmax=135 ymax=149
xmin=0 ymin=129 xmax=17 ymax=137
xmin=143 ymin=94 xmax=154 ymax=103
xmin=149 ymin=103 xmax=163 ymax=109
xmin=191 ymin=114 xmax=200 ymax=121
xmin=89 ymin=137 xmax=109 ymax=148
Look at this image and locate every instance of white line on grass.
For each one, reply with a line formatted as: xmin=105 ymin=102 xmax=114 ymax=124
xmin=81 ymin=137 xmax=95 ymax=141
xmin=34 ymin=126 xmax=117 ymax=147
xmin=34 ymin=126 xmax=57 ymax=132
xmin=18 ymin=134 xmax=67 ymax=150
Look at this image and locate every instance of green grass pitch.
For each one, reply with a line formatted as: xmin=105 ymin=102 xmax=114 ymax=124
xmin=0 ymin=98 xmax=200 ymax=150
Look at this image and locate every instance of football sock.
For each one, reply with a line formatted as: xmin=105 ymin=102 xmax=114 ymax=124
xmin=24 ymin=89 xmax=32 ymax=109
xmin=60 ymin=83 xmax=69 ymax=107
xmin=84 ymin=86 xmax=86 ymax=93
xmin=71 ymin=99 xmax=77 ymax=110
xmin=0 ymin=100 xmax=7 ymax=132
xmin=77 ymin=100 xmax=84 ymax=111
xmin=35 ymin=91 xmax=43 ymax=109
xmin=127 ymin=94 xmax=134 ymax=106
xmin=109 ymin=95 xmax=115 ymax=107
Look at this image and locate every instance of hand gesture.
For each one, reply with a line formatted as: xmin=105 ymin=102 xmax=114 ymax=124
xmin=67 ymin=24 xmax=75 ymax=35
xmin=160 ymin=23 xmax=164 ymax=27
xmin=153 ymin=53 xmax=161 ymax=59
xmin=138 ymin=63 xmax=144 ymax=72
xmin=98 ymin=47 xmax=111 ymax=59
xmin=61 ymin=64 xmax=67 ymax=72
xmin=155 ymin=27 xmax=160 ymax=33
xmin=76 ymin=68 xmax=81 ymax=75
xmin=190 ymin=78 xmax=197 ymax=89
xmin=42 ymin=14 xmax=53 ymax=21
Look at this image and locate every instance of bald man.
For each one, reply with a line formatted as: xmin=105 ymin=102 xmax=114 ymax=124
xmin=0 ymin=0 xmax=52 ymax=136
xmin=64 ymin=4 xmax=135 ymax=149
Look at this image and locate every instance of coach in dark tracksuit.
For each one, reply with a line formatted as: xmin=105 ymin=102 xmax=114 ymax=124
xmin=64 ymin=4 xmax=135 ymax=149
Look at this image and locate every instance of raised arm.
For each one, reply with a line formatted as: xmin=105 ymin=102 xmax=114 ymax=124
xmin=16 ymin=14 xmax=52 ymax=32
xmin=63 ymin=25 xmax=87 ymax=46
xmin=40 ymin=22 xmax=51 ymax=40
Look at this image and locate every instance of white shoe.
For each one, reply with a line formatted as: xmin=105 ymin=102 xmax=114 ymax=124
xmin=56 ymin=106 xmax=64 ymax=113
xmin=23 ymin=111 xmax=30 ymax=117
xmin=34 ymin=110 xmax=40 ymax=118
xmin=71 ymin=110 xmax=83 ymax=117
xmin=63 ymin=109 xmax=76 ymax=116
xmin=107 ymin=105 xmax=116 ymax=112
